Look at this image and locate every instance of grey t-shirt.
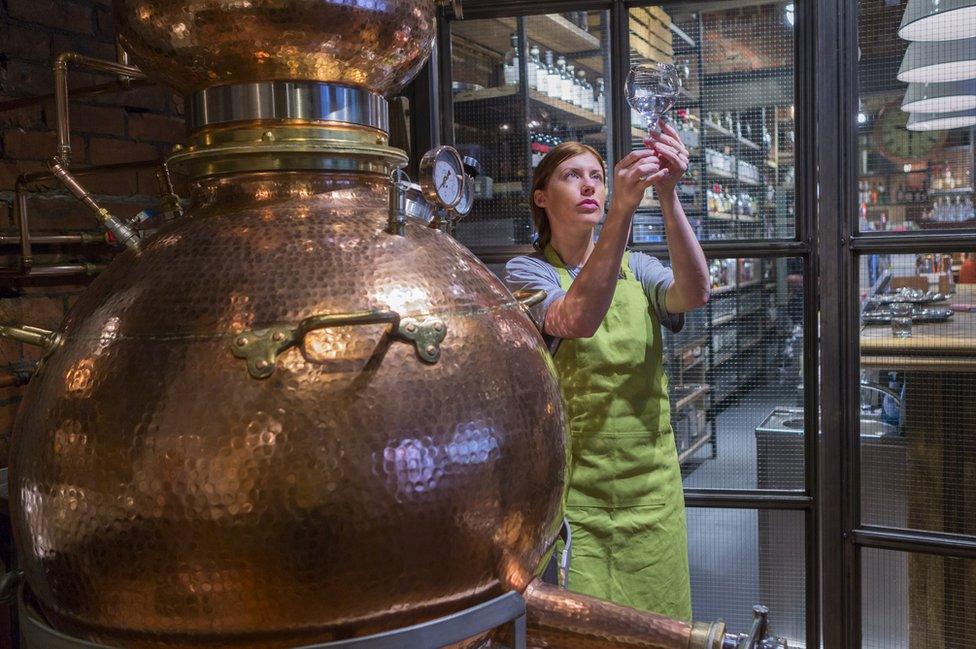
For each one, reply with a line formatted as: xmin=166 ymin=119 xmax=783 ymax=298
xmin=504 ymin=249 xmax=683 ymax=352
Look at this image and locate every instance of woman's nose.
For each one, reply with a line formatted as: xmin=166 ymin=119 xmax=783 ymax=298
xmin=580 ymin=181 xmax=595 ymax=195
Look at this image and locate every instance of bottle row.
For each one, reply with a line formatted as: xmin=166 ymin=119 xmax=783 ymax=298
xmin=707 ymin=184 xmax=759 ymax=217
xmin=503 ymin=36 xmax=606 ymax=116
xmin=858 ymin=179 xmax=929 ymax=205
xmin=926 ymin=196 xmax=976 ymax=223
xmin=705 ymin=148 xmax=761 ymax=184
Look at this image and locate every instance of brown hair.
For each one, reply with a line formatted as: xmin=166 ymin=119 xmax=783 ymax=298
xmin=530 ymin=141 xmax=607 ymax=251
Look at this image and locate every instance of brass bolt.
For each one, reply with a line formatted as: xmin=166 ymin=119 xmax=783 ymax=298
xmin=171 ymin=144 xmax=183 ymax=152
xmin=426 ymin=344 xmax=437 ymax=356
xmin=262 ymin=131 xmax=276 ymax=142
xmin=406 ymin=323 xmax=417 ymax=333
xmin=272 ymin=331 xmax=285 ymax=342
xmin=255 ymin=359 xmax=270 ymax=370
xmin=237 ymin=337 xmax=249 ymax=347
xmin=434 ymin=322 xmax=444 ymax=332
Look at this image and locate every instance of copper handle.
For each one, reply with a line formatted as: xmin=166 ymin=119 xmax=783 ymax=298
xmin=233 ymin=309 xmax=447 ymax=379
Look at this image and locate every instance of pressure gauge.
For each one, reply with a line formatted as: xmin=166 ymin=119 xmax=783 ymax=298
xmin=453 ymin=174 xmax=475 ymax=218
xmin=419 ymin=146 xmax=465 ymax=210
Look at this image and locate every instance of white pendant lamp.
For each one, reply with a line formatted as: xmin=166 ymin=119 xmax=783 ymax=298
xmin=906 ymin=107 xmax=976 ymax=130
xmin=897 ymin=37 xmax=976 ymax=83
xmin=902 ymin=79 xmax=976 ymax=112
xmin=899 ymin=0 xmax=976 ymax=42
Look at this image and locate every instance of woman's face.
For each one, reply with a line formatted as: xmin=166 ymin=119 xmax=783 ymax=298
xmin=534 ymin=152 xmax=607 ymax=234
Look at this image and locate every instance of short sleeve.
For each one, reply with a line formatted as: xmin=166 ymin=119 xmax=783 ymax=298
xmin=504 ymin=255 xmax=566 ymax=333
xmin=629 ymin=251 xmax=685 ymax=333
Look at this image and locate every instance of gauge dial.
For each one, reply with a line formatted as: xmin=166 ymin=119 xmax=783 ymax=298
xmin=453 ymin=174 xmax=475 ymax=217
xmin=420 ymin=146 xmax=464 ymax=209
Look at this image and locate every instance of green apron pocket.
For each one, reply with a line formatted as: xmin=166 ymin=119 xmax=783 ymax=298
xmin=567 ymin=429 xmax=675 ymax=508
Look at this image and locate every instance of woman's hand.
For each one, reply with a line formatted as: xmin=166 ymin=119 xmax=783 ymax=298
xmin=645 ymin=120 xmax=689 ymax=197
xmin=609 ymin=148 xmax=660 ymax=216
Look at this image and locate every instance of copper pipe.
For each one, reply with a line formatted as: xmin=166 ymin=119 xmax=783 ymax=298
xmin=0 ymin=78 xmax=155 ymax=114
xmin=0 ymin=234 xmax=107 ymax=246
xmin=15 ymin=185 xmax=32 ymax=273
xmin=54 ymin=52 xmax=145 ymax=164
xmin=25 ymin=264 xmax=104 ymax=277
xmin=0 ymin=263 xmax=104 ymax=279
xmin=19 ymin=159 xmax=161 ymax=190
xmin=47 ymin=158 xmax=142 ymax=252
xmin=522 ymin=580 xmax=726 ymax=649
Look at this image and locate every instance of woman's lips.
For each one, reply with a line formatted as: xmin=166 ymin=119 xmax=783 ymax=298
xmin=577 ymin=200 xmax=599 ymax=209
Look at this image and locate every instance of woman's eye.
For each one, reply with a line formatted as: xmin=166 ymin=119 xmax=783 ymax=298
xmin=567 ymin=171 xmax=579 ymax=179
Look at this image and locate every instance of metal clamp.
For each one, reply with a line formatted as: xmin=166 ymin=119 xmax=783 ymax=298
xmin=232 ymin=310 xmax=447 ymax=379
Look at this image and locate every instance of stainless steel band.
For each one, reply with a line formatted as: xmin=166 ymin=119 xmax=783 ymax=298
xmin=187 ymin=82 xmax=389 ymax=132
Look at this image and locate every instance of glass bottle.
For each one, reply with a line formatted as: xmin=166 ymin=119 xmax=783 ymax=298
xmin=577 ymin=70 xmax=593 ymax=111
xmin=527 ymin=45 xmax=541 ymax=91
xmin=504 ymin=34 xmax=519 ymax=86
xmin=543 ymin=50 xmax=558 ymax=98
xmin=595 ymin=77 xmax=606 ymax=117
xmin=555 ymin=56 xmax=569 ymax=101
xmin=563 ymin=64 xmax=576 ymax=104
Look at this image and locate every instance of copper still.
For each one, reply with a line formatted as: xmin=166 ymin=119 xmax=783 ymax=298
xmin=1 ymin=1 xmax=784 ymax=648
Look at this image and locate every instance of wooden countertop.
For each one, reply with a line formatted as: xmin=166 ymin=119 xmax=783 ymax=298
xmin=861 ymin=305 xmax=976 ymax=370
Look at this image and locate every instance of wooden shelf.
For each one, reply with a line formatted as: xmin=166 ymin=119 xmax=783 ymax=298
xmin=711 ymin=313 xmax=735 ymax=327
xmin=674 ymin=384 xmax=710 ymax=411
xmin=930 ymin=187 xmax=973 ymax=196
xmin=454 ymin=85 xmax=604 ymax=129
xmin=702 ymin=120 xmax=762 ymax=151
xmin=707 ymin=212 xmax=736 ymax=221
xmin=706 ymin=165 xmax=761 ymax=186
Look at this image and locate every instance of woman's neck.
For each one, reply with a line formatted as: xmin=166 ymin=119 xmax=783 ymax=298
xmin=549 ymin=228 xmax=595 ymax=268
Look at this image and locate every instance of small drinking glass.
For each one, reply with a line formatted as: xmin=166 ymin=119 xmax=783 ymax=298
xmin=625 ymin=62 xmax=681 ymax=135
xmin=890 ymin=302 xmax=913 ymax=338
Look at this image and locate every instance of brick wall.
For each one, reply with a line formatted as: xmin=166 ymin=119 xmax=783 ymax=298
xmin=0 ymin=1 xmax=186 ymax=466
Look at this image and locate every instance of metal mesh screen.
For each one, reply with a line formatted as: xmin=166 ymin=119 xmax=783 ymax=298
xmin=687 ymin=508 xmax=806 ymax=646
xmin=672 ymin=257 xmax=805 ymax=490
xmin=629 ymin=4 xmax=795 ymax=243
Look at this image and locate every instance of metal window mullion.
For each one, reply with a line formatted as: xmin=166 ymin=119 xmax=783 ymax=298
xmin=684 ymin=491 xmax=813 ymax=510
xmin=852 ymin=527 xmax=976 ymax=560
xmin=814 ymin=0 xmax=854 ymax=647
xmin=851 ymin=232 xmax=976 ymax=253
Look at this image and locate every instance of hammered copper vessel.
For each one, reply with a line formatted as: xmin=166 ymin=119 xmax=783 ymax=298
xmin=6 ymin=1 xmax=771 ymax=647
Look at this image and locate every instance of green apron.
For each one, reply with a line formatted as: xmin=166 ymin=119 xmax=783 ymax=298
xmin=544 ymin=245 xmax=692 ymax=619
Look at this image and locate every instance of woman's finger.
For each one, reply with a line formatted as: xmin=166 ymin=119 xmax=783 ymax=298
xmin=647 ymin=131 xmax=682 ymax=151
xmin=615 ymin=148 xmax=658 ymax=170
xmin=640 ymin=168 xmax=670 ymax=187
xmin=654 ymin=143 xmax=685 ymax=167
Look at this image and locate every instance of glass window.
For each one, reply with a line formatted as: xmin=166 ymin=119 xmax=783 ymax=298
xmin=449 ymin=12 xmax=611 ymax=249
xmin=858 ymin=251 xmax=976 ymax=535
xmin=862 ymin=548 xmax=976 ymax=649
xmin=687 ymin=508 xmax=806 ymax=645
xmin=628 ymin=4 xmax=796 ymax=243
xmin=675 ymin=257 xmax=805 ymax=490
xmin=858 ymin=2 xmax=976 ymax=233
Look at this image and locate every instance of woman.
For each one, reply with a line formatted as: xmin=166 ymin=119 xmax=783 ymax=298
xmin=505 ymin=122 xmax=709 ymax=619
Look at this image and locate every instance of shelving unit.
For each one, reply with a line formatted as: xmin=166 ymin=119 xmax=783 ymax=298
xmin=450 ymin=12 xmax=611 ymax=247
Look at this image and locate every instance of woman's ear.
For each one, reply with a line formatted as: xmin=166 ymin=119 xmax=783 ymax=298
xmin=533 ymin=189 xmax=546 ymax=208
